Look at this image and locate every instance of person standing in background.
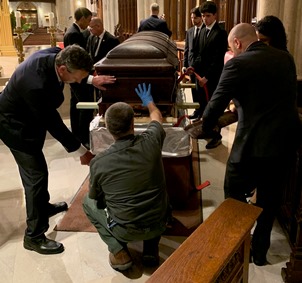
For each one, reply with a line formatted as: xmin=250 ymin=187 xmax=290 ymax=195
xmin=189 ymin=2 xmax=228 ymax=149
xmin=138 ymin=2 xmax=172 ymax=37
xmin=87 ymin=17 xmax=120 ymax=65
xmin=86 ymin=17 xmax=120 ymax=109
xmin=245 ymin=15 xmax=291 ymax=205
xmin=255 ymin=15 xmax=288 ymax=52
xmin=183 ymin=6 xmax=203 ymax=124
xmin=64 ymin=8 xmax=115 ymax=148
xmin=64 ymin=7 xmax=92 ymax=49
xmin=64 ymin=7 xmax=93 ymax=148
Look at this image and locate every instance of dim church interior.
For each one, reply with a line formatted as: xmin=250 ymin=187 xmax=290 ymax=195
xmin=0 ymin=47 xmax=291 ymax=283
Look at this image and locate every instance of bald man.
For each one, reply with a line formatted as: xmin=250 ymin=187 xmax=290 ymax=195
xmin=86 ymin=17 xmax=120 ymax=64
xmin=193 ymin=23 xmax=301 ymax=265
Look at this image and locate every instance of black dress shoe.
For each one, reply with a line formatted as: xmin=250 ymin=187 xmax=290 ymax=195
xmin=250 ymin=249 xmax=269 ymax=266
xmin=48 ymin=202 xmax=68 ymax=217
xmin=205 ymin=136 xmax=222 ymax=149
xmin=253 ymin=256 xmax=269 ymax=266
xmin=24 ymin=235 xmax=64 ymax=254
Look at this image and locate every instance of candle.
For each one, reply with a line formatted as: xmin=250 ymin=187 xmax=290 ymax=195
xmin=15 ymin=11 xmax=21 ymax=28
xmin=49 ymin=12 xmax=54 ymax=27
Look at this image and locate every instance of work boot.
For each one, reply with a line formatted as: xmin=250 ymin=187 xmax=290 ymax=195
xmin=109 ymin=249 xmax=133 ymax=271
xmin=142 ymin=236 xmax=161 ymax=267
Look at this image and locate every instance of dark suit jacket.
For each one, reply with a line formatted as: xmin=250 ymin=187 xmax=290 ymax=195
xmin=0 ymin=47 xmax=81 ymax=153
xmin=86 ymin=31 xmax=120 ymax=64
xmin=64 ymin=23 xmax=87 ymax=48
xmin=183 ymin=25 xmax=203 ymax=68
xmin=192 ymin=22 xmax=228 ymax=93
xmin=202 ymin=41 xmax=302 ymax=163
xmin=138 ymin=15 xmax=172 ymax=37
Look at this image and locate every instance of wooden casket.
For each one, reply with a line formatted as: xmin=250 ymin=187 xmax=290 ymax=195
xmin=94 ymin=31 xmax=179 ymax=116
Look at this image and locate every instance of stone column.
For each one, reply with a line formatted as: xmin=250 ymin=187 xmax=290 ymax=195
xmin=295 ymin=0 xmax=302 ymax=78
xmin=282 ymin=0 xmax=298 ymax=62
xmin=0 ymin=0 xmax=17 ymax=57
xmin=279 ymin=0 xmax=302 ymax=80
xmin=102 ymin=0 xmax=119 ymax=35
xmin=257 ymin=0 xmax=281 ymax=19
xmin=257 ymin=0 xmax=302 ymax=78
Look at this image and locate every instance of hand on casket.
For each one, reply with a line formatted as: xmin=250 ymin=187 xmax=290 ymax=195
xmin=135 ymin=83 xmax=153 ymax=107
xmin=80 ymin=150 xmax=95 ymax=166
xmin=92 ymin=75 xmax=116 ymax=91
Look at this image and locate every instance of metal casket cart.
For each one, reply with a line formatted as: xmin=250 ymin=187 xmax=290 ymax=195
xmin=92 ymin=31 xmax=202 ymax=235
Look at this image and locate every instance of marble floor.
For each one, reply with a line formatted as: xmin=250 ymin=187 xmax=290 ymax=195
xmin=0 ymin=50 xmax=291 ymax=282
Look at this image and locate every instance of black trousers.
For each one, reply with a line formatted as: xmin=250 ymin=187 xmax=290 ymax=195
xmin=10 ymin=148 xmax=50 ymax=238
xmin=194 ymin=78 xmax=215 ymax=117
xmin=70 ymin=82 xmax=94 ymax=146
xmin=224 ymin=154 xmax=296 ymax=259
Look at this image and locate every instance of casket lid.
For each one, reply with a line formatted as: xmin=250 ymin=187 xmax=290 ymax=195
xmin=106 ymin=42 xmax=166 ymax=59
xmin=96 ymin=31 xmax=178 ymax=69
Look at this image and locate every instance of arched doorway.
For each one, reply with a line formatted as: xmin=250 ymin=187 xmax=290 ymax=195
xmin=17 ymin=2 xmax=38 ymax=31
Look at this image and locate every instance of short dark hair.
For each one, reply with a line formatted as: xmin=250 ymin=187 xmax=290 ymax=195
xmin=55 ymin=45 xmax=93 ymax=72
xmin=151 ymin=3 xmax=160 ymax=12
xmin=200 ymin=1 xmax=217 ymax=14
xmin=190 ymin=7 xmax=201 ymax=18
xmin=74 ymin=7 xmax=92 ymax=21
xmin=105 ymin=102 xmax=134 ymax=138
xmin=255 ymin=15 xmax=288 ymax=51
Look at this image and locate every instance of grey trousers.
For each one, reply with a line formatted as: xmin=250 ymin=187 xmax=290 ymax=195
xmin=82 ymin=194 xmax=166 ymax=254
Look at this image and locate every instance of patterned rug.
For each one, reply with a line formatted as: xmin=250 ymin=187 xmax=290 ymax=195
xmin=54 ymin=173 xmax=202 ymax=236
xmin=54 ymin=175 xmax=96 ymax=232
xmin=23 ymin=27 xmax=64 ymax=46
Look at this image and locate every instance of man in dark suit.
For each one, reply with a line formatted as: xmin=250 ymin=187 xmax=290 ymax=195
xmin=86 ymin=17 xmax=120 ymax=114
xmin=63 ymin=7 xmax=92 ymax=49
xmin=183 ymin=6 xmax=203 ymax=122
xmin=87 ymin=17 xmax=120 ymax=65
xmin=138 ymin=2 xmax=172 ymax=37
xmin=189 ymin=2 xmax=228 ymax=149
xmin=64 ymin=7 xmax=93 ymax=147
xmin=192 ymin=23 xmax=301 ymax=266
xmin=64 ymin=8 xmax=115 ymax=147
xmin=0 ymin=45 xmax=95 ymax=255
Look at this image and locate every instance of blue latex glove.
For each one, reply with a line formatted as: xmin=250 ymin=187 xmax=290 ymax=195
xmin=135 ymin=83 xmax=153 ymax=107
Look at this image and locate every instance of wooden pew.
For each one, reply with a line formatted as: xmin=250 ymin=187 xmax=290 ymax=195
xmin=147 ymin=198 xmax=262 ymax=283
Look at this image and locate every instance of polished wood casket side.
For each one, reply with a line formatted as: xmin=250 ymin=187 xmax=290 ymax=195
xmin=94 ymin=31 xmax=179 ymax=115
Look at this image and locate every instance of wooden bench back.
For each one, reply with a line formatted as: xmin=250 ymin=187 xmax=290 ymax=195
xmin=147 ymin=198 xmax=262 ymax=283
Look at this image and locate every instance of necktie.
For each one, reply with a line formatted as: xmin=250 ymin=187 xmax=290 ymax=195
xmin=193 ymin=28 xmax=200 ymax=46
xmin=195 ymin=28 xmax=200 ymax=39
xmin=205 ymin=28 xmax=210 ymax=38
xmin=94 ymin=36 xmax=100 ymax=56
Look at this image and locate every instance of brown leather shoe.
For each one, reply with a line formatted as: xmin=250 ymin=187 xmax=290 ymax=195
xmin=109 ymin=249 xmax=133 ymax=271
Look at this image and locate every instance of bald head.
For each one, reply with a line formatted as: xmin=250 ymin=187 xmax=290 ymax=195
xmin=228 ymin=23 xmax=258 ymax=57
xmin=90 ymin=17 xmax=103 ymax=26
xmin=89 ymin=17 xmax=104 ymax=36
